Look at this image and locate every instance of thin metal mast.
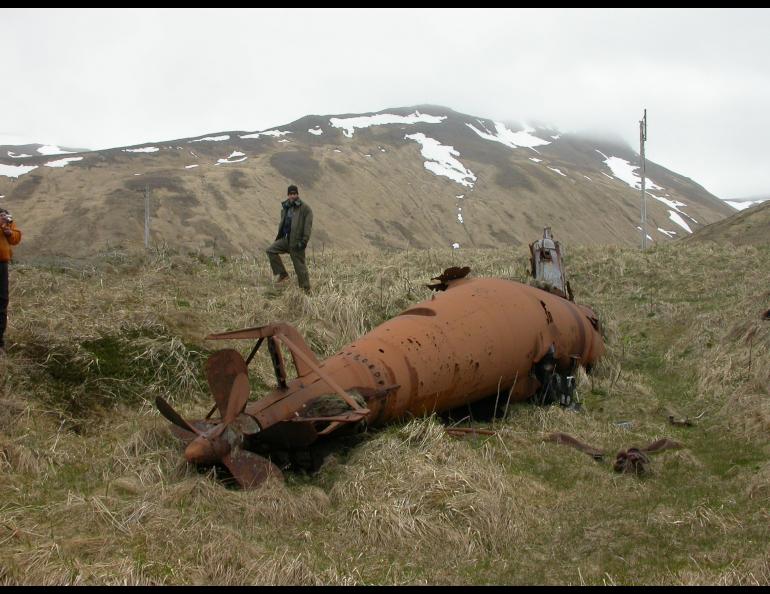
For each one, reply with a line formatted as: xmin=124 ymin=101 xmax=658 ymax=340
xmin=640 ymin=109 xmax=647 ymax=250
xmin=144 ymin=185 xmax=150 ymax=249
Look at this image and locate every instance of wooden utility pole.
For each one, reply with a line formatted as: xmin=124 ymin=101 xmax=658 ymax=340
xmin=640 ymin=109 xmax=647 ymax=251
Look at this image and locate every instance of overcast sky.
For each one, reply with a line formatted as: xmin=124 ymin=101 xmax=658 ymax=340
xmin=2 ymin=8 xmax=769 ymax=199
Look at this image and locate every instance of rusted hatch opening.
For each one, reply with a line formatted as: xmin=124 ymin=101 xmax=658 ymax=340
xmin=539 ymin=300 xmax=554 ymax=324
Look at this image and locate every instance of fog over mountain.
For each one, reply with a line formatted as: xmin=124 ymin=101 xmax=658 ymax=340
xmin=2 ymin=8 xmax=770 ymax=201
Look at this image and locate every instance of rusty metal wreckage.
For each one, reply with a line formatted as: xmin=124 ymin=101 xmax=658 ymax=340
xmin=157 ymin=229 xmax=606 ymax=488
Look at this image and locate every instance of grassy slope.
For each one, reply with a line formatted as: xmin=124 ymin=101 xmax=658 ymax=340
xmin=685 ymin=200 xmax=770 ymax=247
xmin=0 ymin=241 xmax=768 ymax=585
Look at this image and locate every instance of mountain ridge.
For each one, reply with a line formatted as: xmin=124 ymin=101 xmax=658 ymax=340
xmin=0 ymin=105 xmax=735 ymax=258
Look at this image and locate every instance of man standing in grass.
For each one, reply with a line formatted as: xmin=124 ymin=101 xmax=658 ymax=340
xmin=0 ymin=208 xmax=22 ymax=355
xmin=266 ymin=184 xmax=313 ymax=293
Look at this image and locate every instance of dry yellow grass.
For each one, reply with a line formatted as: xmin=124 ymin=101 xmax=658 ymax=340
xmin=0 ymin=240 xmax=768 ymax=584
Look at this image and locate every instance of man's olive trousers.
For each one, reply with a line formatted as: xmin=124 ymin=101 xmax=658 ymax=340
xmin=266 ymin=237 xmax=310 ymax=290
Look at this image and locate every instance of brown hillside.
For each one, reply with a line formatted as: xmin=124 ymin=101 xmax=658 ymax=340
xmin=0 ymin=106 xmax=734 ymax=258
xmin=685 ymin=200 xmax=770 ymax=246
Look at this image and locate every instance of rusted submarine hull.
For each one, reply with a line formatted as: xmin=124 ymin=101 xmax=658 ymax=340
xmin=246 ymin=276 xmax=604 ymax=433
xmin=157 ymin=265 xmax=605 ymax=488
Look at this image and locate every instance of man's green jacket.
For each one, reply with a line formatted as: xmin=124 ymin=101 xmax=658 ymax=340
xmin=275 ymin=199 xmax=313 ymax=250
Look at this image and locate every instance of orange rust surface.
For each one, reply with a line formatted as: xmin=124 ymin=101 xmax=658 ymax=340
xmin=248 ymin=277 xmax=604 ymax=431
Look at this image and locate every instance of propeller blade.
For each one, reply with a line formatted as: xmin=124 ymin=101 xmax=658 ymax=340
xmin=222 ymin=448 xmax=283 ymax=489
xmin=155 ymin=396 xmax=204 ymax=436
xmin=169 ymin=420 xmax=219 ymax=444
xmin=170 ymin=425 xmax=197 ymax=443
xmin=205 ymin=349 xmax=249 ymax=419
xmin=223 ymin=372 xmax=250 ymax=425
xmin=207 ymin=373 xmax=251 ymax=440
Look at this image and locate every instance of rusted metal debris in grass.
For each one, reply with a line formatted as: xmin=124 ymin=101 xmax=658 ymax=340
xmin=544 ymin=432 xmax=605 ymax=460
xmin=668 ymin=415 xmax=695 ymax=427
xmin=614 ymin=438 xmax=684 ymax=475
xmin=545 ymin=433 xmax=684 ymax=475
xmin=157 ymin=229 xmax=606 ymax=489
xmin=426 ymin=266 xmax=471 ymax=291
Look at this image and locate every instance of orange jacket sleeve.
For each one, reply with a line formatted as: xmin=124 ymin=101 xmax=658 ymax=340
xmin=7 ymin=222 xmax=21 ymax=246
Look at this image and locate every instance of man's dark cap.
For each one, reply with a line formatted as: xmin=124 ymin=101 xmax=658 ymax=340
xmin=287 ymin=185 xmax=299 ymax=195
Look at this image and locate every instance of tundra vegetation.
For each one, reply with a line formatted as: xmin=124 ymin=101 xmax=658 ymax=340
xmin=0 ymin=241 xmax=768 ymax=585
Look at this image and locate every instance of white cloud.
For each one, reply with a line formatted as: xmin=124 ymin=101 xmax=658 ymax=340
xmin=2 ymin=8 xmax=770 ymax=197
xmin=723 ymin=199 xmax=766 ymax=211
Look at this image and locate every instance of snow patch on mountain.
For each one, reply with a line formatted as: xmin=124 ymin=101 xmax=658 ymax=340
xmin=455 ymin=195 xmax=465 ymax=227
xmin=466 ymin=121 xmax=551 ymax=150
xmin=668 ymin=211 xmax=692 ymax=233
xmin=658 ymin=227 xmax=677 ymax=238
xmin=595 ymin=150 xmax=695 ymax=231
xmin=597 ymin=151 xmax=663 ymax=191
xmin=45 ymin=157 xmax=83 ymax=168
xmin=185 ymin=164 xmax=199 ymax=169
xmin=0 ymin=164 xmax=38 ymax=178
xmin=647 ymin=192 xmax=686 ymax=212
xmin=308 ymin=127 xmax=323 ymax=136
xmin=37 ymin=145 xmax=75 ymax=156
xmin=7 ymin=152 xmax=32 ymax=158
xmin=330 ymin=111 xmax=446 ymax=138
xmin=217 ymin=151 xmax=247 ymax=164
xmin=645 ymin=191 xmax=697 ymax=230
xmin=190 ymin=135 xmax=230 ymax=143
xmin=404 ymin=133 xmax=476 ymax=188
xmin=636 ymin=227 xmax=654 ymax=242
xmin=124 ymin=147 xmax=160 ymax=153
xmin=240 ymin=130 xmax=291 ymax=140
xmin=548 ymin=166 xmax=567 ymax=177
